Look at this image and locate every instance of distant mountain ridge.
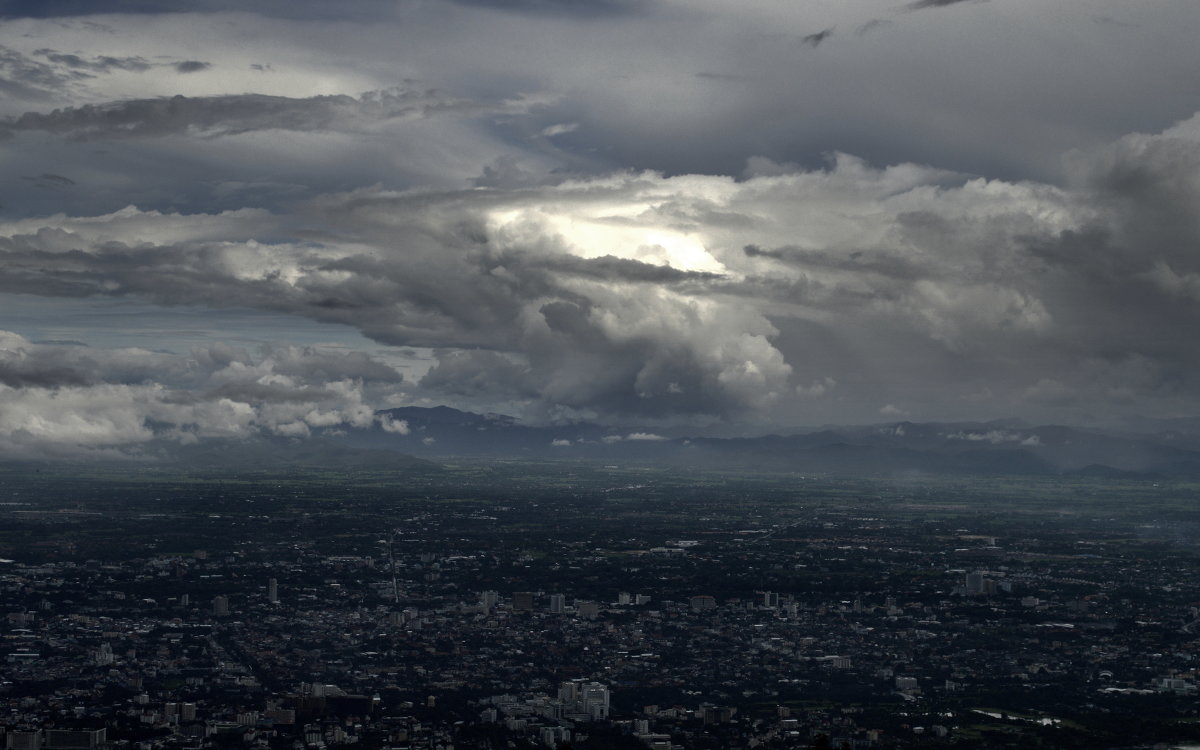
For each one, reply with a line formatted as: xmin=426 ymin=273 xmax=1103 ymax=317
xmin=332 ymin=406 xmax=1200 ymax=477
xmin=101 ymin=406 xmax=1200 ymax=476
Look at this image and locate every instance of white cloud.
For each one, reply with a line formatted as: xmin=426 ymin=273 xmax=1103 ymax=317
xmin=540 ymin=122 xmax=578 ymax=137
xmin=0 ymin=331 xmax=408 ymax=456
xmin=377 ymin=414 xmax=410 ymax=434
xmin=796 ymin=377 xmax=836 ymax=398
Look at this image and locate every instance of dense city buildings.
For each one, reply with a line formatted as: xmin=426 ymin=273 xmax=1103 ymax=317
xmin=1 ymin=462 xmax=1199 ymax=749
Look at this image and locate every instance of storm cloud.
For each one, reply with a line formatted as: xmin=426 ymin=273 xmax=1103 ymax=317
xmin=1 ymin=1 xmax=1199 ymax=454
xmin=4 ymin=111 xmax=1200 ymax=433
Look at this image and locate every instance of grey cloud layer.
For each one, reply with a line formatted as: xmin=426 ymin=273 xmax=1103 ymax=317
xmin=0 ymin=88 xmax=516 ymax=141
xmin=2 ymin=1 xmax=1200 ymax=448
xmin=7 ymin=1 xmax=1193 ymax=187
xmin=4 ymin=112 xmax=1200 ymax=431
xmin=33 ymin=49 xmax=152 ymax=72
xmin=0 ymin=330 xmax=408 ymax=458
xmin=0 ymin=44 xmax=211 ymax=104
xmin=0 ymin=0 xmax=647 ymax=20
xmin=906 ymin=0 xmax=980 ymax=10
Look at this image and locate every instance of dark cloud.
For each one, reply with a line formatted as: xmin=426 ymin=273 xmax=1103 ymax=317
xmin=0 ymin=332 xmax=174 ymax=388
xmin=855 ymin=19 xmax=893 ymax=36
xmin=694 ymin=72 xmax=745 ymax=82
xmin=906 ymin=0 xmax=981 ymax=10
xmin=2 ymin=0 xmax=1200 ymax=449
xmin=22 ymin=173 xmax=75 ymax=189
xmin=1012 ymin=125 xmax=1200 ymax=376
xmin=800 ymin=27 xmax=834 ymax=48
xmin=446 ymin=0 xmax=649 ymax=17
xmin=419 ymin=349 xmax=536 ymax=399
xmin=531 ymin=253 xmax=724 ymax=285
xmin=0 ymin=45 xmax=85 ymax=101
xmin=0 ymin=0 xmax=401 ymax=21
xmin=193 ymin=343 xmax=405 ymax=385
xmin=0 ymin=359 xmax=94 ymax=388
xmin=742 ymin=244 xmax=778 ymax=259
xmin=173 ymin=60 xmax=211 ymax=74
xmin=743 ymin=244 xmax=930 ymax=282
xmin=33 ymin=49 xmax=151 ymax=72
xmin=0 ymin=88 xmax=498 ymax=141
xmin=2 ymin=0 xmax=1200 ymax=433
xmin=1092 ymin=15 xmax=1137 ymax=29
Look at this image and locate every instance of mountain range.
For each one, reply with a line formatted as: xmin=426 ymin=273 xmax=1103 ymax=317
xmin=150 ymin=405 xmax=1200 ymax=478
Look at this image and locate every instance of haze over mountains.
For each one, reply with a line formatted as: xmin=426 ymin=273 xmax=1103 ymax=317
xmin=141 ymin=405 xmax=1200 ymax=479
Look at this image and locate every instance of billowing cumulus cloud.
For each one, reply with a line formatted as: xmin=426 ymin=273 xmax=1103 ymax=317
xmin=2 ymin=1 xmax=1200 ymax=454
xmin=3 ymin=111 xmax=1200 ymax=433
xmin=0 ymin=331 xmax=407 ymax=457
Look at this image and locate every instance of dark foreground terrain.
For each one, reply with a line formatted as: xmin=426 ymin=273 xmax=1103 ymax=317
xmin=2 ymin=461 xmax=1200 ymax=749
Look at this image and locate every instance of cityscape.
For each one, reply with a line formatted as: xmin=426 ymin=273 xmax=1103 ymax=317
xmin=3 ymin=462 xmax=1199 ymax=749
xmin=4 ymin=2 xmax=1200 ymax=749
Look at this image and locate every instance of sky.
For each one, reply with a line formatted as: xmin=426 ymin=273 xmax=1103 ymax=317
xmin=2 ymin=0 xmax=1200 ymax=457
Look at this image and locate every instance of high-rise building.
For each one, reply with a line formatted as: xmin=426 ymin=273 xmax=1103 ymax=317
xmin=236 ymin=711 xmax=259 ymax=727
xmin=540 ymin=727 xmax=571 ymax=746
xmin=481 ymin=590 xmax=499 ymax=610
xmin=582 ymin=682 xmax=610 ymax=720
xmin=44 ymin=729 xmax=106 ymax=750
xmin=265 ymin=708 xmax=295 ymax=725
xmin=94 ymin=643 xmax=113 ymax=666
xmin=7 ymin=731 xmax=43 ymax=750
xmin=576 ymin=600 xmax=600 ymax=619
xmin=690 ymin=595 xmax=717 ymax=611
xmin=512 ymin=591 xmax=535 ymax=611
xmin=558 ymin=680 xmax=610 ymax=720
xmin=212 ymin=595 xmax=229 ymax=616
xmin=549 ymin=593 xmax=565 ymax=613
xmin=267 ymin=578 xmax=278 ymax=604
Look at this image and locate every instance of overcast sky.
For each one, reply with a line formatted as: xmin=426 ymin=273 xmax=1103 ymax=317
xmin=2 ymin=0 xmax=1200 ymax=456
